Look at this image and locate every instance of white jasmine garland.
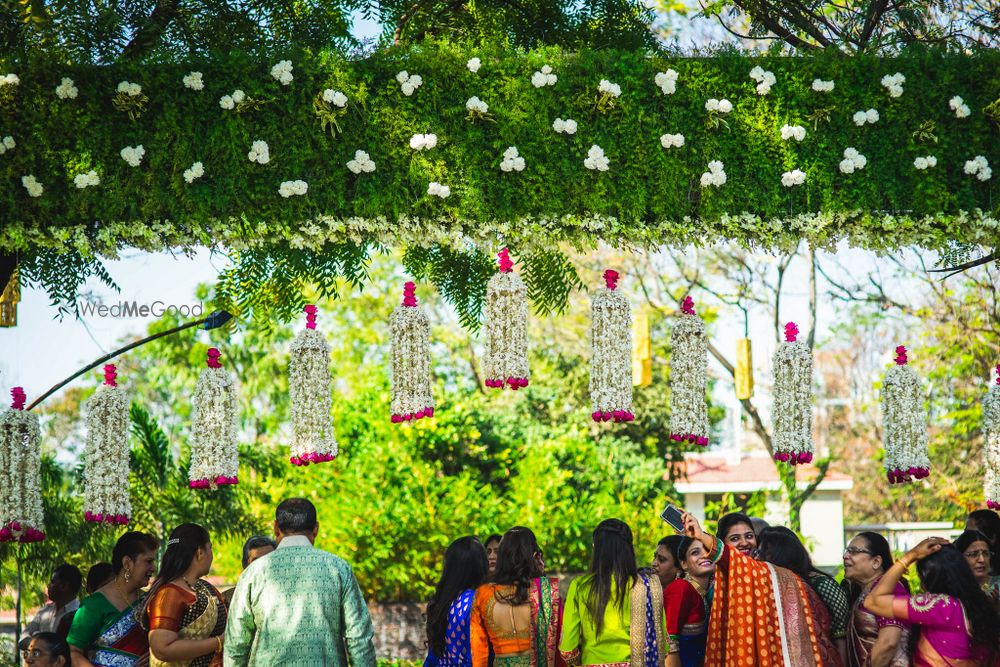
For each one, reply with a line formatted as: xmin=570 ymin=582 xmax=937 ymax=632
xmin=781 ymin=169 xmax=806 ymax=187
xmin=74 ymin=170 xmax=100 ymax=189
xmin=700 ymin=160 xmax=727 ymax=187
xmin=271 ymin=59 xmax=294 ymax=85
xmin=749 ymin=66 xmax=776 ymax=95
xmin=390 ymin=284 xmax=435 ymax=424
xmin=346 ymin=150 xmax=376 ymax=174
xmin=913 ymin=156 xmax=938 ymax=170
xmin=289 ymin=309 xmax=338 ymax=464
xmin=21 ymin=175 xmax=43 ymax=197
xmin=0 ymin=394 xmax=45 ymax=542
xmin=409 ymin=133 xmax=438 ymax=150
xmin=880 ymin=72 xmax=905 ymax=98
xmin=531 ymin=64 xmax=557 ymax=88
xmin=120 ymin=145 xmax=145 ymax=167
xmin=771 ymin=323 xmax=814 ymax=464
xmin=552 ymin=118 xmax=578 ymax=134
xmin=483 ymin=249 xmax=530 ymax=390
xmin=427 ymin=181 xmax=451 ymax=198
xmin=780 ymin=124 xmax=806 ymax=141
xmin=182 ymin=71 xmax=204 ymax=91
xmin=55 ymin=77 xmax=78 ymax=99
xmin=500 ymin=146 xmax=525 ymax=172
xmin=590 ymin=272 xmax=634 ymax=422
xmin=248 ymin=140 xmax=270 ymax=164
xmin=949 ymin=95 xmax=971 ymax=118
xmin=654 ymin=69 xmax=679 ymax=95
xmin=811 ymin=78 xmax=834 ymax=92
xmin=984 ymin=368 xmax=1000 ymax=509
xmin=964 ymin=155 xmax=992 ymax=181
xmin=839 ymin=147 xmax=867 ymax=174
xmin=584 ymin=145 xmax=609 ymax=172
xmin=278 ymin=180 xmax=308 ymax=197
xmin=83 ymin=379 xmax=132 ymax=523
xmin=669 ymin=297 xmax=709 ymax=446
xmin=396 ymin=71 xmax=423 ymax=96
xmin=322 ymin=89 xmax=348 ymax=107
xmin=467 ymin=57 xmax=481 ymax=73
xmin=660 ymin=133 xmax=685 ymax=149
xmin=183 ymin=161 xmax=204 ymax=183
xmin=881 ymin=346 xmax=930 ymax=484
xmin=189 ymin=350 xmax=240 ymax=488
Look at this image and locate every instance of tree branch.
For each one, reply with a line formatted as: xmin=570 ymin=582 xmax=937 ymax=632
xmin=120 ymin=0 xmax=180 ymax=61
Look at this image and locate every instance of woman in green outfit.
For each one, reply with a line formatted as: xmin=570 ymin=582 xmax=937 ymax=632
xmin=67 ymin=531 xmax=159 ymax=667
xmin=559 ymin=519 xmax=665 ymax=667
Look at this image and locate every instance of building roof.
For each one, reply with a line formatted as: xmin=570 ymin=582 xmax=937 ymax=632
xmin=672 ymin=453 xmax=853 ymax=493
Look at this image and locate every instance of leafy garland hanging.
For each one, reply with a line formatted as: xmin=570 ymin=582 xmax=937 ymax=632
xmin=482 ymin=249 xmax=530 ymax=390
xmin=772 ymin=322 xmax=814 ymax=465
xmin=670 ymin=296 xmax=709 ymax=447
xmin=0 ymin=387 xmax=45 ymax=542
xmin=984 ymin=365 xmax=1000 ymax=509
xmin=589 ymin=269 xmax=634 ymax=423
xmin=189 ymin=348 xmax=239 ymax=488
xmin=83 ymin=365 xmax=132 ymax=525
xmin=288 ymin=305 xmax=338 ymax=465
xmin=881 ymin=345 xmax=930 ymax=484
xmin=390 ymin=282 xmax=435 ymax=423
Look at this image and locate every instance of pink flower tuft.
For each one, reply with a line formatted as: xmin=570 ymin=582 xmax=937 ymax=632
xmin=103 ymin=364 xmax=118 ymax=386
xmin=995 ymin=364 xmax=1000 ymax=386
xmin=497 ymin=248 xmax=514 ymax=273
xmin=784 ymin=322 xmax=799 ymax=343
xmin=10 ymin=386 xmax=26 ymax=410
xmin=402 ymin=282 xmax=418 ymax=307
xmin=893 ymin=345 xmax=908 ymax=365
xmin=680 ymin=296 xmax=695 ymax=316
xmin=207 ymin=348 xmax=223 ymax=368
xmin=304 ymin=304 xmax=318 ymax=329
xmin=603 ymin=269 xmax=620 ymax=290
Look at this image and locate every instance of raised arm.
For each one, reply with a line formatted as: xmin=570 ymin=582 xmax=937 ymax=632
xmin=865 ymin=537 xmax=947 ymax=619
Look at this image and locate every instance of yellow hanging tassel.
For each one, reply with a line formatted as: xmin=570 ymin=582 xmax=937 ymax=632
xmin=735 ymin=338 xmax=753 ymax=399
xmin=0 ymin=269 xmax=19 ymax=328
xmin=632 ymin=306 xmax=652 ymax=387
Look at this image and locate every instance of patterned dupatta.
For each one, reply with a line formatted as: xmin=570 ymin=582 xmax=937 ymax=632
xmin=92 ymin=600 xmax=148 ymax=667
xmin=149 ymin=580 xmax=226 ymax=667
xmin=530 ymin=577 xmax=562 ymax=667
xmin=628 ymin=573 xmax=664 ymax=667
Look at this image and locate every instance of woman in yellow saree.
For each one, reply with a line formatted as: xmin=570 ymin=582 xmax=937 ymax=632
xmin=678 ymin=512 xmax=842 ymax=667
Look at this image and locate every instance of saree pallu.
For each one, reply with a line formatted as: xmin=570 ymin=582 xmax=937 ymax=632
xmin=66 ymin=593 xmax=148 ymax=667
xmin=847 ymin=576 xmax=910 ymax=667
xmin=148 ymin=580 xmax=227 ymax=667
xmin=664 ymin=578 xmax=708 ymax=667
xmin=471 ymin=579 xmax=563 ymax=667
xmin=892 ymin=593 xmax=992 ymax=667
xmin=424 ymin=589 xmax=476 ymax=667
xmin=531 ymin=577 xmax=562 ymax=667
xmin=627 ymin=573 xmax=665 ymax=667
xmin=704 ymin=540 xmax=842 ymax=667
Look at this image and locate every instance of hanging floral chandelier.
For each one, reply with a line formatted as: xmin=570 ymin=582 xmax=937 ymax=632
xmin=0 ymin=387 xmax=45 ymax=542
xmin=390 ymin=282 xmax=435 ymax=423
xmin=83 ymin=365 xmax=132 ymax=525
xmin=881 ymin=345 xmax=930 ymax=484
xmin=590 ymin=270 xmax=634 ymax=423
xmin=984 ymin=364 xmax=1000 ymax=509
xmin=483 ymin=248 xmax=530 ymax=390
xmin=189 ymin=348 xmax=239 ymax=488
xmin=772 ymin=322 xmax=814 ymax=465
xmin=670 ymin=296 xmax=708 ymax=446
xmin=289 ymin=305 xmax=338 ymax=464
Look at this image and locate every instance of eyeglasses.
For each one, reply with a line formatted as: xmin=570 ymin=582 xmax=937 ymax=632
xmin=963 ymin=550 xmax=995 ymax=560
xmin=843 ymin=547 xmax=873 ymax=556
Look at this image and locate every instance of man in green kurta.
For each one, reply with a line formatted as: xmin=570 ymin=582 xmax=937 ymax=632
xmin=224 ymin=498 xmax=377 ymax=667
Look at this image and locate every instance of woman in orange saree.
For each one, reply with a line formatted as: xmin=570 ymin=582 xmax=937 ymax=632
xmin=679 ymin=512 xmax=842 ymax=667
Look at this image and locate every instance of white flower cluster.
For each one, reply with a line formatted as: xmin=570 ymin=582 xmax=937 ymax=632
xmin=983 ymin=377 xmax=1000 ymax=509
xmin=669 ymin=307 xmax=709 ymax=445
xmin=467 ymin=57 xmax=481 ymax=73
xmin=483 ymin=271 xmax=530 ymax=388
xmin=839 ymin=147 xmax=867 ymax=174
xmin=0 ymin=135 xmax=14 ymax=155
xmin=780 ymin=124 xmax=806 ymax=141
xmin=279 ymin=180 xmax=308 ymax=197
xmin=880 ymin=72 xmax=905 ymax=98
xmin=83 ymin=384 xmax=132 ymax=522
xmin=183 ymin=161 xmax=204 ymax=183
xmin=289 ymin=327 xmax=338 ymax=464
xmin=347 ymin=150 xmax=376 ymax=174
xmin=248 ymin=140 xmax=270 ymax=164
xmin=55 ymin=77 xmax=78 ymax=99
xmin=500 ymin=146 xmax=525 ymax=172
xmin=21 ymin=175 xmax=42 ymax=197
xmin=949 ymin=95 xmax=971 ymax=118
xmin=322 ymin=89 xmax=348 ymax=107
xmin=271 ymin=59 xmax=294 ymax=85
xmin=116 ymin=81 xmax=142 ymax=96
xmin=781 ymin=169 xmax=806 ymax=187
xmin=74 ymin=170 xmax=100 ymax=189
xmin=660 ymin=133 xmax=685 ymax=149
xmin=182 ymin=71 xmax=204 ymax=91
xmin=749 ymin=65 xmax=776 ymax=95
xmin=0 ymin=73 xmax=18 ymax=86
xmin=654 ymin=69 xmax=679 ymax=95
xmin=598 ymin=79 xmax=622 ymax=97
xmin=465 ymin=96 xmax=488 ymax=113
xmin=853 ymin=108 xmax=879 ymax=126
xmin=881 ymin=362 xmax=930 ymax=484
xmin=120 ymin=145 xmax=145 ymax=167
xmin=219 ymin=89 xmax=246 ymax=110
xmin=705 ymin=98 xmax=733 ymax=113
xmin=771 ymin=338 xmax=814 ymax=463
xmin=590 ymin=285 xmax=633 ymax=421
xmin=396 ymin=71 xmax=423 ymax=96
xmin=584 ymin=145 xmax=609 ymax=172
xmin=409 ymin=133 xmax=437 ymax=150
xmin=913 ymin=155 xmax=938 ymax=170
xmin=190 ymin=364 xmax=240 ymax=487
xmin=700 ymin=160 xmax=727 ymax=187
xmin=811 ymin=78 xmax=834 ymax=92
xmin=390 ymin=296 xmax=435 ymax=423
xmin=531 ymin=65 xmax=557 ymax=88
xmin=427 ymin=181 xmax=451 ymax=198
xmin=552 ymin=117 xmax=578 ymax=134
xmin=964 ymin=155 xmax=992 ymax=181
xmin=0 ymin=407 xmax=45 ymax=541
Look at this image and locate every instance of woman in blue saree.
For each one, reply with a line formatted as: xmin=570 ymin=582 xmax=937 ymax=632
xmin=425 ymin=536 xmax=490 ymax=667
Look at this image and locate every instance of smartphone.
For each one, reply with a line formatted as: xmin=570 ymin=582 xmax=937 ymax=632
xmin=660 ymin=503 xmax=685 ymax=533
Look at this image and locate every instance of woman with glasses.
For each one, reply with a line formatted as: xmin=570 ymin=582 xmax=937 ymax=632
xmin=23 ymin=632 xmax=71 ymax=667
xmin=470 ymin=527 xmax=561 ymax=667
xmin=954 ymin=530 xmax=1000 ymax=611
xmin=965 ymin=509 xmax=1000 ymax=577
xmin=864 ymin=538 xmax=1000 ymax=667
xmin=842 ymin=532 xmax=909 ymax=667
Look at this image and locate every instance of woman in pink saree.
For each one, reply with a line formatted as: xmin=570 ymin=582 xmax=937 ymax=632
xmin=865 ymin=538 xmax=1000 ymax=667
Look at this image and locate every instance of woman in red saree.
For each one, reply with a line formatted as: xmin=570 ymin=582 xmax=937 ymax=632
xmin=678 ymin=512 xmax=842 ymax=667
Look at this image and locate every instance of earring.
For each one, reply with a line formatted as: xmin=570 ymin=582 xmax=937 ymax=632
xmin=123 ymin=569 xmax=131 ymax=584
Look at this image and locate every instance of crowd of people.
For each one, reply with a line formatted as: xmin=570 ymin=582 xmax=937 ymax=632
xmin=15 ymin=504 xmax=1000 ymax=667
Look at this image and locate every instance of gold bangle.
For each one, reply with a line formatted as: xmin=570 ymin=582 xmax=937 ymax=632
xmin=896 ymin=559 xmax=913 ymax=570
xmin=216 ymin=635 xmax=223 ymax=653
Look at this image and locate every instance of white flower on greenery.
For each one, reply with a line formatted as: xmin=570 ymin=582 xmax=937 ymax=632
xmin=465 ymin=96 xmax=488 ymax=113
xmin=853 ymin=108 xmax=879 ymax=126
xmin=964 ymin=155 xmax=992 ymax=181
xmin=839 ymin=147 xmax=867 ymax=174
xmin=322 ymin=89 xmax=348 ymax=107
xmin=182 ymin=72 xmax=204 ymax=91
xmin=183 ymin=161 xmax=205 ymax=183
xmin=654 ymin=69 xmax=679 ymax=95
xmin=531 ymin=64 xmax=557 ymax=88
xmin=55 ymin=77 xmax=78 ymax=99
xmin=0 ymin=73 xmax=19 ymax=86
xmin=700 ymin=160 xmax=727 ymax=187
xmin=119 ymin=145 xmax=145 ymax=168
xmin=232 ymin=90 xmax=246 ymax=104
xmin=749 ymin=66 xmax=776 ymax=95
xmin=0 ymin=135 xmax=14 ymax=155
xmin=346 ymin=149 xmax=376 ymax=174
xmin=780 ymin=124 xmax=806 ymax=141
xmin=598 ymin=79 xmax=622 ymax=97
xmin=659 ymin=133 xmax=685 ymax=149
xmin=705 ymin=98 xmax=732 ymax=113
xmin=811 ymin=78 xmax=834 ymax=92
xmin=409 ymin=133 xmax=437 ymax=150
xmin=913 ymin=156 xmax=938 ymax=170
xmin=949 ymin=95 xmax=971 ymax=118
xmin=467 ymin=57 xmax=481 ymax=73
xmin=271 ymin=60 xmax=294 ymax=85
xmin=427 ymin=181 xmax=451 ymax=198
xmin=21 ymin=175 xmax=43 ymax=197
xmin=248 ymin=140 xmax=270 ymax=164
xmin=116 ymin=81 xmax=142 ymax=96
xmin=219 ymin=95 xmax=235 ymax=110
xmin=552 ymin=118 xmax=578 ymax=134
xmin=500 ymin=146 xmax=525 ymax=173
xmin=880 ymin=72 xmax=905 ymax=98
xmin=781 ymin=169 xmax=806 ymax=187
xmin=74 ymin=170 xmax=100 ymax=189
xmin=279 ymin=180 xmax=308 ymax=197
xmin=584 ymin=145 xmax=609 ymax=172
xmin=396 ymin=71 xmax=423 ymax=96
